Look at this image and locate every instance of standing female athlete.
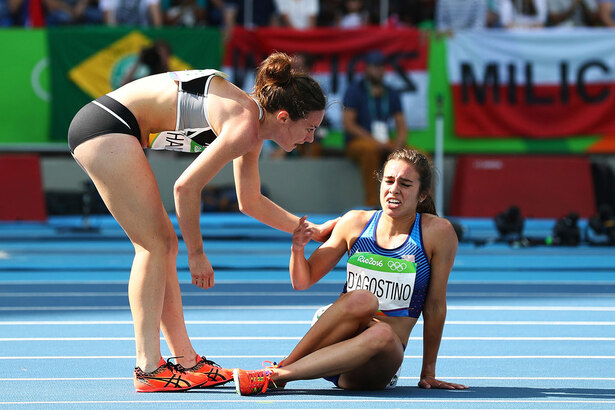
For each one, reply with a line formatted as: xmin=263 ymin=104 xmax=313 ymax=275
xmin=234 ymin=148 xmax=468 ymax=394
xmin=67 ymin=52 xmax=335 ymax=392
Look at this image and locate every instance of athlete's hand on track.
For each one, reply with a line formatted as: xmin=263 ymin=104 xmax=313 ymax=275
xmin=309 ymin=216 xmax=340 ymax=242
xmin=418 ymin=376 xmax=468 ymax=390
xmin=189 ymin=252 xmax=215 ymax=289
xmin=292 ymin=216 xmax=315 ymax=251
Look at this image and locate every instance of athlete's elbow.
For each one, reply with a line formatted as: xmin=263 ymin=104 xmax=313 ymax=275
xmin=290 ymin=273 xmax=312 ymax=291
xmin=291 ymin=279 xmax=311 ymax=291
xmin=423 ymin=300 xmax=447 ymax=319
xmin=173 ymin=179 xmax=198 ymax=201
xmin=237 ymin=200 xmax=255 ymax=217
xmin=236 ymin=191 xmax=259 ymax=216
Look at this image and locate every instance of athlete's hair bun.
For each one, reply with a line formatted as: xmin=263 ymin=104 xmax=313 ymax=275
xmin=254 ymin=51 xmax=325 ymax=120
xmin=258 ymin=51 xmax=293 ymax=87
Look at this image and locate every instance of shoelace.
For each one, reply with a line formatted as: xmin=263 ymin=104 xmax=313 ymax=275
xmin=166 ymin=357 xmax=187 ymax=374
xmin=200 ymin=356 xmax=222 ymax=368
xmin=249 ymin=369 xmax=275 ymax=393
xmin=135 ymin=357 xmax=186 ymax=377
xmin=262 ymin=359 xmax=284 ymax=368
xmin=261 ymin=360 xmax=285 ymax=389
xmin=177 ymin=356 xmax=222 ymax=372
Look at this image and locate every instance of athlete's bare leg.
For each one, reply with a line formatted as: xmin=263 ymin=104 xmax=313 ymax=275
xmin=74 ymin=134 xmax=197 ymax=371
xmin=282 ymin=290 xmax=377 ymax=366
xmin=270 ymin=290 xmax=403 ymax=389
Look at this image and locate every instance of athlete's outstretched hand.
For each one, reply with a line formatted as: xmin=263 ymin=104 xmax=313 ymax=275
xmin=418 ymin=376 xmax=468 ymax=390
xmin=292 ymin=216 xmax=315 ymax=251
xmin=308 ymin=216 xmax=340 ymax=242
xmin=189 ymin=251 xmax=215 ymax=290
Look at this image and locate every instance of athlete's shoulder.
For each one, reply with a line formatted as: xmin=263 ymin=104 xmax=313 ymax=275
xmin=421 ymin=213 xmax=458 ymax=246
xmin=328 ymin=210 xmax=376 ymax=249
xmin=207 ymin=78 xmax=258 ymax=145
xmin=421 ymin=213 xmax=453 ymax=231
xmin=334 ymin=210 xmax=376 ymax=235
xmin=341 ymin=209 xmax=376 ymax=224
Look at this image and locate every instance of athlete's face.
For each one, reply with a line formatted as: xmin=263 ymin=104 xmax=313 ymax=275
xmin=380 ymin=159 xmax=426 ymax=216
xmin=274 ymin=110 xmax=324 ymax=152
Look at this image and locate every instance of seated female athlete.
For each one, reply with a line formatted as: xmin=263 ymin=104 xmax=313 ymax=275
xmin=233 ymin=148 xmax=468 ymax=394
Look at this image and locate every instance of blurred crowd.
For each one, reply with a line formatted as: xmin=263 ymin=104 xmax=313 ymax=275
xmin=3 ymin=0 xmax=613 ymax=208
xmin=2 ymin=0 xmax=614 ymax=29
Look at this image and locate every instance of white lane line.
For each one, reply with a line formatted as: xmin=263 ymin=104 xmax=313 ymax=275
xmin=2 ymin=305 xmax=614 ymax=312
xmin=2 ymin=302 xmax=615 ymax=314
xmin=1 ymin=320 xmax=614 ymax=325
xmin=0 ymin=355 xmax=614 ymax=360
xmin=0 ymin=292 xmax=339 ymax=297
xmin=449 ymin=306 xmax=615 ymax=311
xmin=1 ymin=376 xmax=613 ymax=381
xmin=1 ymin=336 xmax=613 ymax=342
xmin=0 ymin=399 xmax=613 ymax=405
xmin=432 ymin=337 xmax=615 ymax=341
xmin=0 ymin=320 xmax=311 ymax=325
xmin=0 ymin=377 xmax=132 ymax=381
xmin=4 ymin=303 xmax=615 ymax=314
xmin=449 ymin=293 xmax=615 ymax=297
xmin=0 ymin=306 xmax=321 ymax=311
xmin=0 ymin=337 xmax=300 ymax=341
xmin=0 ymin=406 xmax=572 ymax=410
xmin=400 ymin=376 xmax=615 ymax=381
xmin=2 ymin=292 xmax=614 ymax=298
xmin=445 ymin=321 xmax=615 ymax=325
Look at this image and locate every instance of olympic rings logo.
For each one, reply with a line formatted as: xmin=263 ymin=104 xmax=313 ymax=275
xmin=387 ymin=261 xmax=407 ymax=272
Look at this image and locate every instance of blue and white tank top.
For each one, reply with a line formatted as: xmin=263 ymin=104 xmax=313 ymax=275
xmin=346 ymin=211 xmax=431 ymax=318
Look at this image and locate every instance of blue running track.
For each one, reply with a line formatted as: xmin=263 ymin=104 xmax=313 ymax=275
xmin=0 ymin=214 xmax=614 ymax=409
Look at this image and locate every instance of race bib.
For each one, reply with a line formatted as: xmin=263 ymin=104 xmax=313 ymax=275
xmin=148 ymin=129 xmax=212 ymax=153
xmin=346 ymin=252 xmax=416 ymax=313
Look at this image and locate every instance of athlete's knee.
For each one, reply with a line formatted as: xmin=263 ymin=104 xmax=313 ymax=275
xmin=163 ymin=229 xmax=179 ymax=256
xmin=157 ymin=226 xmax=178 ymax=256
xmin=340 ymin=290 xmax=379 ymax=319
xmin=134 ymin=225 xmax=178 ymax=257
xmin=363 ymin=322 xmax=399 ymax=354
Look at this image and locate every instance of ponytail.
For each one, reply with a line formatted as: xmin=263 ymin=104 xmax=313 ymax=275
xmin=418 ymin=194 xmax=437 ymax=216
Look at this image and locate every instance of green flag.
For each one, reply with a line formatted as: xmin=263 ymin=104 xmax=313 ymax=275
xmin=47 ymin=26 xmax=222 ymax=143
xmin=0 ymin=29 xmax=49 ymax=144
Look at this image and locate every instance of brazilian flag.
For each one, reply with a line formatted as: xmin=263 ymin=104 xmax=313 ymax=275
xmin=47 ymin=26 xmax=222 ymax=143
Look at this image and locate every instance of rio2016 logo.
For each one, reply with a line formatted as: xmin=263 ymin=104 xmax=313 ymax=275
xmin=357 ymin=255 xmax=383 ymax=267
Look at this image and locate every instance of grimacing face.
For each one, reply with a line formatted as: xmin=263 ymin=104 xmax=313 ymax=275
xmin=380 ymin=159 xmax=426 ymax=215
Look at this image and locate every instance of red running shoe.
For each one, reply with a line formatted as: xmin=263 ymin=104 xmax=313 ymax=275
xmin=133 ymin=358 xmax=206 ymax=392
xmin=181 ymin=355 xmax=233 ymax=387
xmin=233 ymin=368 xmax=276 ymax=395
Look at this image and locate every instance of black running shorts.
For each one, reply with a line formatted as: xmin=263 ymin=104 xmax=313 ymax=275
xmin=67 ymin=95 xmax=141 ymax=153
